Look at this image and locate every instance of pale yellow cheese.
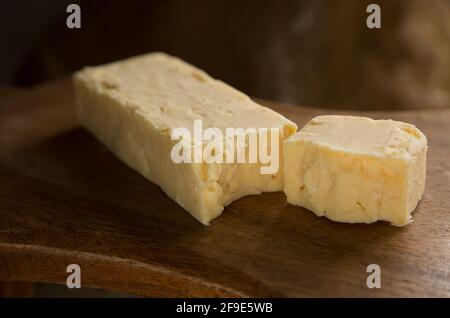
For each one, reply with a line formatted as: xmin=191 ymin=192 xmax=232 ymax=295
xmin=74 ymin=52 xmax=297 ymax=225
xmin=284 ymin=115 xmax=427 ymax=226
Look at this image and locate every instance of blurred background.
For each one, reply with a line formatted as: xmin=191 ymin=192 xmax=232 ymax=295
xmin=1 ymin=0 xmax=449 ymax=110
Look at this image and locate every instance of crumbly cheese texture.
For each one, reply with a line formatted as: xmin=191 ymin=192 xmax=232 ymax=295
xmin=284 ymin=115 xmax=427 ymax=226
xmin=74 ymin=52 xmax=297 ymax=225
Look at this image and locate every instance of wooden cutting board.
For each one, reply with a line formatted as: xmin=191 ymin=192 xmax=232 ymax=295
xmin=1 ymin=78 xmax=449 ymax=297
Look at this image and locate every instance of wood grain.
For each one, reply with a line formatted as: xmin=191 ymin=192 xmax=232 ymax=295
xmin=0 ymin=282 xmax=34 ymax=298
xmin=0 ymin=78 xmax=449 ymax=297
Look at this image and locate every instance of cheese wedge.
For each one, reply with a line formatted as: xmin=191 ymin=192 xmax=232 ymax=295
xmin=284 ymin=115 xmax=427 ymax=226
xmin=74 ymin=53 xmax=297 ymax=225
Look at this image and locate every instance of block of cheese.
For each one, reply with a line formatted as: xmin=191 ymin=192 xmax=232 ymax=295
xmin=284 ymin=115 xmax=427 ymax=226
xmin=74 ymin=52 xmax=297 ymax=225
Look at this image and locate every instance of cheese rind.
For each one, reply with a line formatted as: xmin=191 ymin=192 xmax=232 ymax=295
xmin=284 ymin=115 xmax=427 ymax=226
xmin=74 ymin=52 xmax=297 ymax=225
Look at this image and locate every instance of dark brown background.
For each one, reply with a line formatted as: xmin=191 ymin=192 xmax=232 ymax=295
xmin=1 ymin=0 xmax=450 ymax=110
